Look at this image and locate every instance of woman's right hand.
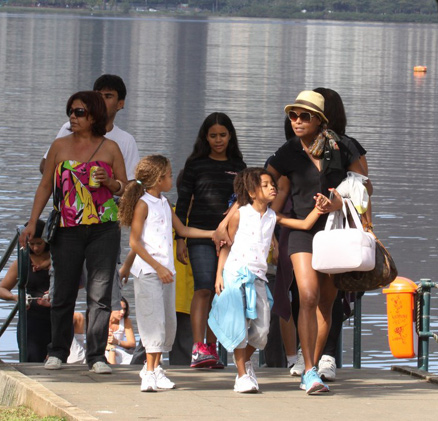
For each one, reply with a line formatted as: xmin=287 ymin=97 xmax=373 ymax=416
xmin=19 ymin=221 xmax=36 ymax=248
xmin=176 ymin=239 xmax=188 ymax=265
xmin=4 ymin=293 xmax=19 ymax=302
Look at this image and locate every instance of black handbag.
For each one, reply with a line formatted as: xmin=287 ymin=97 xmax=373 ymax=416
xmin=333 ymin=231 xmax=398 ymax=292
xmin=42 ymin=209 xmax=61 ymax=244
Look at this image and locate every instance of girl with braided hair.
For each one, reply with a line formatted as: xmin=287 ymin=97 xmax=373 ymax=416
xmin=118 ymin=155 xmax=214 ymax=392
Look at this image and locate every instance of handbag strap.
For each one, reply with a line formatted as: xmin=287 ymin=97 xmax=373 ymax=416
xmin=87 ymin=137 xmax=106 ymax=163
xmin=344 ymin=199 xmax=364 ymax=231
xmin=324 ymin=200 xmax=347 ymax=231
xmin=324 ymin=199 xmax=365 ymax=232
xmin=368 ymin=229 xmax=390 ymax=255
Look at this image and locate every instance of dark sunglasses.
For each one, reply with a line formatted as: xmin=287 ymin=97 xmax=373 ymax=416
xmin=288 ymin=110 xmax=315 ymax=122
xmin=67 ymin=108 xmax=88 ymax=118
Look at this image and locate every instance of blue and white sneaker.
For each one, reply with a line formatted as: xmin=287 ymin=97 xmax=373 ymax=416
xmin=299 ymin=367 xmax=329 ymax=394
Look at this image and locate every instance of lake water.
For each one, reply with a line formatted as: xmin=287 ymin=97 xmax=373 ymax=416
xmin=0 ymin=12 xmax=437 ymax=371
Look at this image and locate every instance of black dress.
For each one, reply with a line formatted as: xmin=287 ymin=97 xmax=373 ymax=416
xmin=17 ymin=267 xmax=51 ymax=362
xmin=269 ymin=135 xmax=361 ymax=255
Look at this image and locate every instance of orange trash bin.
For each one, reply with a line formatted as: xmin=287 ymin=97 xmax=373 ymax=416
xmin=383 ymin=277 xmax=418 ymax=358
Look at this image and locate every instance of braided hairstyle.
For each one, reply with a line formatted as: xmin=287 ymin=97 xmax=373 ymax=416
xmin=118 ymin=155 xmax=170 ymax=226
xmin=233 ymin=168 xmax=277 ymax=206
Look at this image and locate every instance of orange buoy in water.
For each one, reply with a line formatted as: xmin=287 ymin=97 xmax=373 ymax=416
xmin=413 ymin=66 xmax=427 ymax=72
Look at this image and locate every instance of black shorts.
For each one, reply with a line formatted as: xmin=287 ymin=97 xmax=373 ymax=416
xmin=287 ymin=215 xmax=327 ymax=255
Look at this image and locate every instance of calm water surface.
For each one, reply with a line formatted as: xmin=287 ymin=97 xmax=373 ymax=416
xmin=0 ymin=13 xmax=437 ymax=370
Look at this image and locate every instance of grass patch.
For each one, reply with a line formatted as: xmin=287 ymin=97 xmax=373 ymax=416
xmin=0 ymin=406 xmax=65 ymax=421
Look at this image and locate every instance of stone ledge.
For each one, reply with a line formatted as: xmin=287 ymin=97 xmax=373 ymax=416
xmin=0 ymin=362 xmax=97 ymax=421
xmin=391 ymin=365 xmax=438 ymax=385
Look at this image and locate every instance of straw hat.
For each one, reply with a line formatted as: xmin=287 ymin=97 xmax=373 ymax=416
xmin=284 ymin=91 xmax=329 ymax=124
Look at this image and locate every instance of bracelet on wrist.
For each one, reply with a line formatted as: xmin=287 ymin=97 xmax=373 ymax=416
xmin=363 ymin=222 xmax=374 ymax=231
xmin=113 ymin=180 xmax=125 ymax=196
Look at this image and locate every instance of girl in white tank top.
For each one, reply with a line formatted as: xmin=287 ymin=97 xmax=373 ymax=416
xmin=118 ymin=155 xmax=214 ymax=392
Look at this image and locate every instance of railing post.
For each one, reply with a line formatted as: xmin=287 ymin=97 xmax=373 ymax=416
xmin=353 ymin=293 xmax=362 ymax=369
xmin=17 ymin=231 xmax=29 ymax=363
xmin=0 ymin=231 xmax=18 ymax=272
xmin=335 ymin=325 xmax=343 ymax=368
xmin=417 ymin=279 xmax=432 ymax=371
xmin=218 ymin=342 xmax=228 ymax=367
xmin=258 ymin=349 xmax=265 ymax=367
xmin=0 ymin=232 xmax=20 ymax=339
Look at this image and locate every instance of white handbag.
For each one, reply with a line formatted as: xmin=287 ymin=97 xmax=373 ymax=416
xmin=312 ymin=199 xmax=376 ymax=274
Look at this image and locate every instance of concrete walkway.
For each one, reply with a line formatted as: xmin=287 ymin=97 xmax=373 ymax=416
xmin=1 ymin=362 xmax=438 ymax=421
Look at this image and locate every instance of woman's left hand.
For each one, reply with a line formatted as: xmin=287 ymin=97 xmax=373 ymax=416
xmin=36 ymin=292 xmax=51 ymax=308
xmin=315 ymin=188 xmax=343 ymax=213
xmin=93 ymin=166 xmax=111 ymax=187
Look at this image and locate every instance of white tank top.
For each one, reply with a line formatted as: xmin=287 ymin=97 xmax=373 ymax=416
xmin=131 ymin=192 xmax=175 ymax=277
xmin=224 ymin=204 xmax=276 ymax=282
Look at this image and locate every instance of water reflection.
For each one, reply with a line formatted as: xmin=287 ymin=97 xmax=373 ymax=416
xmin=1 ymin=14 xmax=438 ymax=369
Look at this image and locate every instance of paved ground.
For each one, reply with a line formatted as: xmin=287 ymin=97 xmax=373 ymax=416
xmin=1 ymin=362 xmax=438 ymax=421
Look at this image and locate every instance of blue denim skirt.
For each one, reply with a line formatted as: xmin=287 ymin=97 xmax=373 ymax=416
xmin=188 ymin=244 xmax=218 ymax=291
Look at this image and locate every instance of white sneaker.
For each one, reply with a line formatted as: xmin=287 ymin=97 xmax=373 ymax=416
xmin=234 ymin=374 xmax=258 ymax=393
xmin=290 ymin=349 xmax=304 ymax=376
xmin=90 ymin=361 xmax=112 ymax=374
xmin=154 ymin=365 xmax=175 ymax=389
xmin=44 ymin=356 xmax=62 ymax=370
xmin=141 ymin=371 xmax=157 ymax=392
xmin=139 ymin=363 xmax=147 ymax=379
xmin=245 ymin=360 xmax=259 ymax=390
xmin=318 ymin=355 xmax=336 ymax=382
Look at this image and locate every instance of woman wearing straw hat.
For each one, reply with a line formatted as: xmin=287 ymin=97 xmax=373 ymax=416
xmin=267 ymin=90 xmax=369 ymax=394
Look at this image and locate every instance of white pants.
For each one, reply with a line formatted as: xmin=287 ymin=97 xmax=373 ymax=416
xmin=134 ymin=272 xmax=176 ymax=353
xmin=236 ymin=279 xmax=271 ymax=350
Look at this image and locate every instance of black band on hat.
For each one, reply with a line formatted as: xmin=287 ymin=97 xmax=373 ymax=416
xmin=294 ymin=99 xmax=324 ymax=114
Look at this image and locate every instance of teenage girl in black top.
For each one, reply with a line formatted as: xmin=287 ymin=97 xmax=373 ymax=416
xmin=175 ymin=112 xmax=246 ymax=368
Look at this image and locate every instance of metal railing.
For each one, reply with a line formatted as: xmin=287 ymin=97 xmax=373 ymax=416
xmin=416 ymin=279 xmax=438 ymax=372
xmin=0 ymin=231 xmax=19 ymax=339
xmin=218 ymin=292 xmax=364 ymax=369
xmin=353 ymin=293 xmax=362 ymax=368
xmin=0 ymin=228 xmax=29 ymax=362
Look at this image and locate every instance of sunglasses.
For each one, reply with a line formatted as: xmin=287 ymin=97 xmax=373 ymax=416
xmin=288 ymin=110 xmax=315 ymax=122
xmin=67 ymin=108 xmax=88 ymax=118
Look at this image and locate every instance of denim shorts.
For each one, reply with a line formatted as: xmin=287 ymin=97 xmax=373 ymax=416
xmin=188 ymin=244 xmax=218 ymax=291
